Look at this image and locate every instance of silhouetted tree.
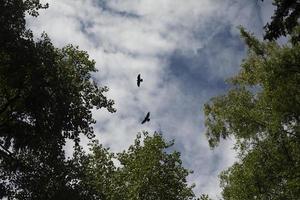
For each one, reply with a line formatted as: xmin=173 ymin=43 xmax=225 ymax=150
xmin=263 ymin=0 xmax=300 ymax=41
xmin=0 ymin=0 xmax=115 ymax=198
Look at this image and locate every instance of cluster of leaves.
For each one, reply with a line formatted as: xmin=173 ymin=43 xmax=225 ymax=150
xmin=204 ymin=25 xmax=300 ymax=199
xmin=69 ymin=132 xmax=197 ymax=200
xmin=202 ymin=1 xmax=300 ymax=198
xmin=263 ymin=0 xmax=300 ymax=41
xmin=0 ymin=0 xmax=115 ymax=198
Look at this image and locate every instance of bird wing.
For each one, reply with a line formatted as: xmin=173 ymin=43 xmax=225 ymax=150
xmin=141 ymin=118 xmax=147 ymax=124
xmin=141 ymin=112 xmax=150 ymax=124
xmin=137 ymin=74 xmax=140 ymax=87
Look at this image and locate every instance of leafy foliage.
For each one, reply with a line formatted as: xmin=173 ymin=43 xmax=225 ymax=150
xmin=72 ymin=132 xmax=197 ymax=200
xmin=0 ymin=30 xmax=115 ymax=150
xmin=68 ymin=141 xmax=116 ymax=200
xmin=204 ymin=27 xmax=300 ymax=199
xmin=0 ymin=0 xmax=115 ymax=198
xmin=115 ymin=132 xmax=195 ymax=200
xmin=263 ymin=0 xmax=300 ymax=41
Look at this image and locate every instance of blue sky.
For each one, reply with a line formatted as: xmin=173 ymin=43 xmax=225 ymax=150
xmin=27 ymin=0 xmax=274 ymax=198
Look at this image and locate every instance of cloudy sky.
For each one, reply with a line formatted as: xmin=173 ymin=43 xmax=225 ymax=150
xmin=27 ymin=0 xmax=274 ymax=198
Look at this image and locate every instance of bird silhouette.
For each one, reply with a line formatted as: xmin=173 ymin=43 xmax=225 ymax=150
xmin=137 ymin=74 xmax=143 ymax=87
xmin=141 ymin=112 xmax=150 ymax=124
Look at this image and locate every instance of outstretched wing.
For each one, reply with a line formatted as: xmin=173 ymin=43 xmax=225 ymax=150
xmin=137 ymin=74 xmax=143 ymax=87
xmin=146 ymin=112 xmax=150 ymax=119
xmin=141 ymin=112 xmax=150 ymax=124
xmin=141 ymin=118 xmax=147 ymax=124
xmin=137 ymin=74 xmax=141 ymax=87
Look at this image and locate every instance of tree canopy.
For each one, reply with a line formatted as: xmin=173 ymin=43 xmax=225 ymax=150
xmin=0 ymin=0 xmax=115 ymax=198
xmin=74 ymin=132 xmax=194 ymax=200
xmin=204 ymin=26 xmax=300 ymax=199
xmin=202 ymin=1 xmax=300 ymax=198
xmin=263 ymin=0 xmax=300 ymax=41
xmin=0 ymin=0 xmax=115 ymax=153
xmin=69 ymin=132 xmax=197 ymax=200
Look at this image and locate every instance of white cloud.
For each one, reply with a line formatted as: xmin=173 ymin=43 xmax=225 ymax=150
xmin=27 ymin=0 xmax=273 ymax=198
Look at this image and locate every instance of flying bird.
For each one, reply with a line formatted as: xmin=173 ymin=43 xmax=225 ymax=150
xmin=137 ymin=74 xmax=143 ymax=87
xmin=141 ymin=112 xmax=150 ymax=124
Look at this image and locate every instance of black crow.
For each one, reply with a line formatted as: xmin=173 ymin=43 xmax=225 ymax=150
xmin=137 ymin=74 xmax=143 ymax=87
xmin=141 ymin=112 xmax=150 ymax=124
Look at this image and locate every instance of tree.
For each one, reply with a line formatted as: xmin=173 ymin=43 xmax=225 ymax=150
xmin=262 ymin=0 xmax=300 ymax=41
xmin=72 ymin=132 xmax=197 ymax=200
xmin=0 ymin=0 xmax=115 ymax=198
xmin=204 ymin=26 xmax=300 ymax=199
xmin=115 ymin=132 xmax=195 ymax=200
xmin=67 ymin=141 xmax=116 ymax=200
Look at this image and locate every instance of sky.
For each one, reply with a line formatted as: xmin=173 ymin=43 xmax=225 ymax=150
xmin=27 ymin=0 xmax=274 ymax=198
